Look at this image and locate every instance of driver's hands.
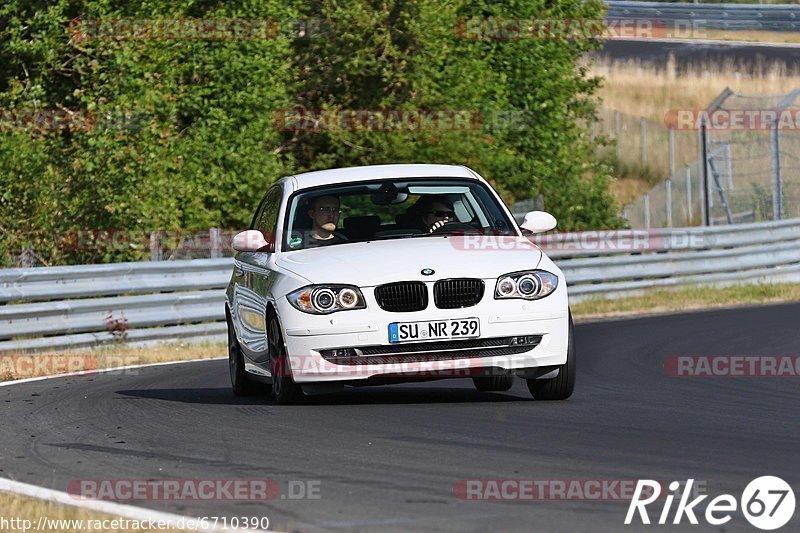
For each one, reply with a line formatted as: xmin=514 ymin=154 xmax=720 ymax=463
xmin=428 ymin=217 xmax=450 ymax=233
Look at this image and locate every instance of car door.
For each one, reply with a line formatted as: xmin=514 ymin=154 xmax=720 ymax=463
xmin=234 ymin=184 xmax=282 ymax=365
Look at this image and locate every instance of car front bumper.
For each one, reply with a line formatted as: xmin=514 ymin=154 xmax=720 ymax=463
xmin=276 ymin=284 xmax=569 ymax=383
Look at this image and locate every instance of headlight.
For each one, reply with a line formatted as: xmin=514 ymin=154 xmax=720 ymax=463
xmin=497 ymin=277 xmax=517 ymax=297
xmin=287 ymin=285 xmax=366 ymax=314
xmin=337 ymin=288 xmax=359 ymax=309
xmin=494 ymin=270 xmax=558 ymax=300
xmin=313 ymin=288 xmax=336 ymax=311
xmin=517 ymin=275 xmax=539 ymax=296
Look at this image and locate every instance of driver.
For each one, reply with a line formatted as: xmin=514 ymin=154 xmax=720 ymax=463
xmin=304 ymin=195 xmax=348 ymax=247
xmin=410 ymin=195 xmax=456 ymax=233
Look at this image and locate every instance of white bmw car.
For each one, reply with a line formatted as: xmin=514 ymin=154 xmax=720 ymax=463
xmin=225 ymin=164 xmax=574 ymax=403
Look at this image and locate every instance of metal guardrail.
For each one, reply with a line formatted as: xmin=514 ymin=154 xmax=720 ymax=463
xmin=0 ymin=258 xmax=231 ymax=352
xmin=1 ymin=218 xmax=799 ymax=352
xmin=605 ymin=1 xmax=800 ymax=31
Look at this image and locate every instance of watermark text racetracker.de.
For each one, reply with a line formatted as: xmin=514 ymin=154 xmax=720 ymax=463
xmin=664 ymin=355 xmax=800 ymax=377
xmin=68 ymin=479 xmax=321 ymax=501
xmin=448 ymin=229 xmax=710 ymax=253
xmin=273 ymin=108 xmax=537 ymax=132
xmin=69 ymin=17 xmax=279 ymax=41
xmin=63 ymin=228 xmax=238 ymax=253
xmin=665 ymin=109 xmax=800 ymax=131
xmin=68 ymin=17 xmax=328 ymax=41
xmin=0 ymin=354 xmax=141 ymax=380
xmin=454 ymin=479 xmax=705 ymax=501
xmin=277 ymin=354 xmax=560 ymax=378
xmin=0 ymin=108 xmax=155 ymax=133
xmin=453 ymin=18 xmax=711 ymax=41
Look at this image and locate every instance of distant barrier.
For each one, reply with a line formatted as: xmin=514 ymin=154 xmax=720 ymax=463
xmin=605 ymin=1 xmax=800 ymax=32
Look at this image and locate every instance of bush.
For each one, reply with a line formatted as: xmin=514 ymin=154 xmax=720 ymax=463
xmin=0 ymin=0 xmax=621 ymax=266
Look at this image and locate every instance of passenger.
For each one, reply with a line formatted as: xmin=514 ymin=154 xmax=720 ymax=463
xmin=409 ymin=195 xmax=456 ymax=233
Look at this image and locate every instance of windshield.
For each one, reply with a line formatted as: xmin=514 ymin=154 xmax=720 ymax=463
xmin=282 ymin=178 xmax=516 ymax=251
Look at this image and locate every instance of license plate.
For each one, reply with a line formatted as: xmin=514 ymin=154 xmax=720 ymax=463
xmin=388 ymin=318 xmax=480 ymax=343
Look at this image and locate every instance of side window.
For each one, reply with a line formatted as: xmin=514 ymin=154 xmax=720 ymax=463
xmin=251 ymin=186 xmax=282 ymax=244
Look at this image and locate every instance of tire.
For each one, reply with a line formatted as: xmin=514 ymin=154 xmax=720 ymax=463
xmin=228 ymin=318 xmax=263 ymax=396
xmin=527 ymin=311 xmax=575 ymax=400
xmin=267 ymin=313 xmax=303 ymax=405
xmin=472 ymin=375 xmax=514 ymax=392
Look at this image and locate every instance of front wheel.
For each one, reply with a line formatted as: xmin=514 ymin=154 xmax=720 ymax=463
xmin=228 ymin=319 xmax=262 ymax=396
xmin=526 ymin=311 xmax=575 ymax=400
xmin=267 ymin=314 xmax=303 ymax=405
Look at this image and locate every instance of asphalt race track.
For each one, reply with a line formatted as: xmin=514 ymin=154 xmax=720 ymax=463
xmin=2 ymin=303 xmax=798 ymax=532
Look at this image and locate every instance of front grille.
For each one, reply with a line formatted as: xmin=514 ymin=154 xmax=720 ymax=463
xmin=319 ymin=335 xmax=542 ymax=365
xmin=434 ymin=279 xmax=485 ymax=309
xmin=374 ymin=281 xmax=428 ymax=312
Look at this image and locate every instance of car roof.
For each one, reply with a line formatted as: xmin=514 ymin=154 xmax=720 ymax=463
xmin=285 ymin=164 xmax=481 ymax=191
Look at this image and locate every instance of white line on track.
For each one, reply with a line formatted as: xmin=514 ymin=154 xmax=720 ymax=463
xmin=0 ymin=357 xmax=225 ymax=389
xmin=0 ymin=357 xmax=275 ymax=532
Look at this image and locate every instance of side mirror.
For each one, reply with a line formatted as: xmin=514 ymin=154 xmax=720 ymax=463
xmin=232 ymin=230 xmax=272 ymax=252
xmin=520 ymin=211 xmax=557 ymax=234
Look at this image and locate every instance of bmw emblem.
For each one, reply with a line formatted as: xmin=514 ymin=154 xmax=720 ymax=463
xmin=421 ymin=268 xmax=435 ymax=276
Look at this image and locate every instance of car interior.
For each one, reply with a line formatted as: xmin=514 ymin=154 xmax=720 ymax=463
xmin=285 ymin=180 xmax=514 ymax=250
xmin=291 ymin=201 xmax=428 ymax=243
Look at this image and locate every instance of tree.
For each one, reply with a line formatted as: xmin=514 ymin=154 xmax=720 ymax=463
xmin=0 ymin=0 xmax=621 ymax=266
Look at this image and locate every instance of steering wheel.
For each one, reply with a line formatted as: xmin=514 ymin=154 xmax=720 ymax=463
xmin=430 ymin=220 xmax=477 ymax=235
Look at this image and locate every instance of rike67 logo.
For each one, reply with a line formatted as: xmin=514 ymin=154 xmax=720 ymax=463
xmin=626 ymin=477 xmax=795 ymax=530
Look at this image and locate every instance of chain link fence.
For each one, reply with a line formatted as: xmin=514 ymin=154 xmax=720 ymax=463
xmin=624 ymin=159 xmax=706 ymax=228
xmin=623 ymin=88 xmax=800 ymax=228
xmin=595 ymin=108 xmax=698 ymax=186
xmin=704 ymin=90 xmax=800 ymax=224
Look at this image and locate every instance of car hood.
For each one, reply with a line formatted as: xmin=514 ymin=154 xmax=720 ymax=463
xmin=276 ymin=235 xmax=543 ymax=286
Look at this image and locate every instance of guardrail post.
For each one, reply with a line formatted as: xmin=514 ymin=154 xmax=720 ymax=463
xmin=20 ymin=246 xmax=34 ymax=268
xmin=770 ymin=120 xmax=783 ymax=220
xmin=149 ymin=231 xmax=162 ymax=261
xmin=614 ymin=111 xmax=621 ymax=160
xmin=685 ymin=165 xmax=693 ymax=225
xmin=666 ymin=178 xmax=673 ymax=228
xmin=210 ymin=228 xmax=221 ymax=259
xmin=669 ymin=127 xmax=675 ymax=178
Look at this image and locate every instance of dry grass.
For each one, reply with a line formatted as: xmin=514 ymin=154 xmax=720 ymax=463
xmin=0 ymin=492 xmax=178 ymax=532
xmin=572 ymin=283 xmax=800 ymax=321
xmin=590 ymin=57 xmax=800 ymax=203
xmin=608 ymin=176 xmax=655 ymax=205
xmin=591 ymin=56 xmax=800 ymax=122
xmin=676 ymin=28 xmax=800 ymax=45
